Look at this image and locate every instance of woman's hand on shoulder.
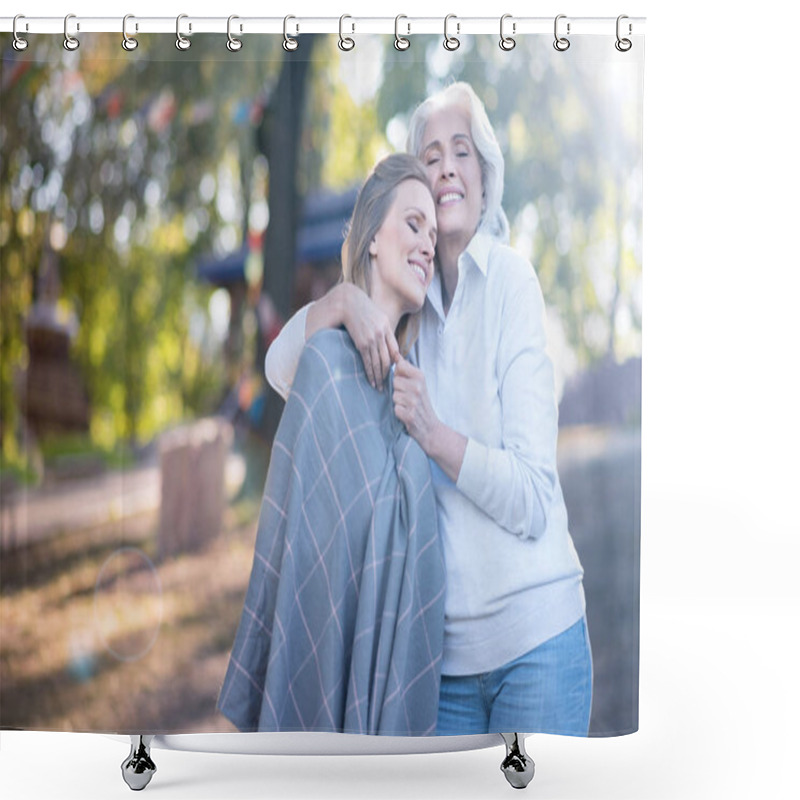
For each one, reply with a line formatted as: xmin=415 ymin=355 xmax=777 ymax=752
xmin=339 ymin=283 xmax=400 ymax=391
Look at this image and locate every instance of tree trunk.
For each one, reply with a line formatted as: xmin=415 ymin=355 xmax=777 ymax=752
xmin=256 ymin=39 xmax=316 ymax=440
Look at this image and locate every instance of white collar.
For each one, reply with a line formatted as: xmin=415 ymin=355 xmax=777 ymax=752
xmin=425 ymin=231 xmax=494 ymax=320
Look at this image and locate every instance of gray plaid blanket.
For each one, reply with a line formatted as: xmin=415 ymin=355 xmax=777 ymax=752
xmin=218 ymin=330 xmax=446 ymax=735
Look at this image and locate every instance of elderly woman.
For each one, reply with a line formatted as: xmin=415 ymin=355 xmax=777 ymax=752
xmin=265 ymin=83 xmax=591 ymax=736
xmin=218 ymin=154 xmax=445 ymax=736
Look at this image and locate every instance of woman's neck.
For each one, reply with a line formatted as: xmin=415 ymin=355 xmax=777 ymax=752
xmin=436 ymin=235 xmax=469 ymax=315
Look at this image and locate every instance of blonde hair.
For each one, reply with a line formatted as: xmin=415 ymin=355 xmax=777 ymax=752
xmin=406 ymin=81 xmax=510 ymax=243
xmin=341 ymin=153 xmax=432 ymax=355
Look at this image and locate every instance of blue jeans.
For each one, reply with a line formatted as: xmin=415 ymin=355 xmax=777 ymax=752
xmin=436 ymin=618 xmax=593 ymax=736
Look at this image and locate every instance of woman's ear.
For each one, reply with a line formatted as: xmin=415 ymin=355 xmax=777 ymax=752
xmin=369 ymin=236 xmax=378 ymax=257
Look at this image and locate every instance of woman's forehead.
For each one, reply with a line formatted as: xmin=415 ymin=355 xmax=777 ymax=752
xmin=393 ymin=179 xmax=436 ymax=213
xmin=422 ymin=107 xmax=472 ymax=147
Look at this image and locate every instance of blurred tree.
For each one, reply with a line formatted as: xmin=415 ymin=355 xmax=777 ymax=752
xmin=255 ymin=37 xmax=317 ymax=440
xmin=1 ymin=35 xmax=284 ymax=461
xmin=1 ymin=33 xmax=643 ymax=471
xmin=1 ymin=57 xmax=51 ymax=467
xmin=257 ymin=40 xmax=316 ymax=324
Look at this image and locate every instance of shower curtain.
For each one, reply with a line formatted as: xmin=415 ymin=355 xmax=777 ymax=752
xmin=1 ymin=23 xmax=643 ymax=739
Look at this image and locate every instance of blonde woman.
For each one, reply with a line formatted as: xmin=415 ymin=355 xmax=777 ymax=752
xmin=265 ymin=83 xmax=592 ymax=737
xmin=218 ymin=154 xmax=445 ymax=736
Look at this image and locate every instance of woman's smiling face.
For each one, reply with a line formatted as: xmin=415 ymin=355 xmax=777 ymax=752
xmin=369 ymin=178 xmax=437 ymax=324
xmin=420 ymin=106 xmax=484 ymax=252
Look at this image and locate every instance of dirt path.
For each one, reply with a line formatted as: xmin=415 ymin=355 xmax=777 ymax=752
xmin=1 ymin=455 xmax=245 ymax=550
xmin=2 ymin=428 xmax=639 ymax=736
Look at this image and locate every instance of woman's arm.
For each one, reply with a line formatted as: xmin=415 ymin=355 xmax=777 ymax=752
xmin=264 ymin=303 xmax=310 ymax=401
xmin=265 ymin=283 xmax=401 ymax=399
xmin=455 ymin=268 xmax=558 ymax=540
xmin=393 ymin=259 xmax=558 ymax=540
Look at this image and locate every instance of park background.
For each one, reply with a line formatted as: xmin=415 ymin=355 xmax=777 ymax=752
xmin=1 ymin=1 xmax=799 ymax=800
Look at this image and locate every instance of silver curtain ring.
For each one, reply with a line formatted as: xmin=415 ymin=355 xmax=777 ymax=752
xmin=63 ymin=13 xmax=80 ymax=51
xmin=443 ymin=14 xmax=460 ymax=51
xmin=283 ymin=15 xmax=298 ymax=51
xmin=12 ymin=15 xmax=29 ymax=51
xmin=499 ymin=14 xmax=516 ymax=51
xmin=553 ymin=14 xmax=570 ymax=52
xmin=615 ymin=15 xmax=632 ymax=52
xmin=227 ymin=15 xmax=243 ymax=52
xmin=394 ymin=15 xmax=410 ymax=51
xmin=175 ymin=14 xmax=191 ymax=51
xmin=122 ymin=14 xmax=138 ymax=51
xmin=338 ymin=15 xmax=355 ymax=51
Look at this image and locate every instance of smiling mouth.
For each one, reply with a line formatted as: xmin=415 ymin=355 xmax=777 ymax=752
xmin=438 ymin=191 xmax=463 ymax=206
xmin=409 ymin=261 xmax=428 ymax=285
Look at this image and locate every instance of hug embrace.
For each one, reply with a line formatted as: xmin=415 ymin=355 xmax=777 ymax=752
xmin=217 ymin=81 xmax=592 ymax=737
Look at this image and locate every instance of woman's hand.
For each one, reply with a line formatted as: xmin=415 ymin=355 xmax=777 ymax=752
xmin=392 ymin=357 xmax=440 ymax=455
xmin=393 ymin=357 xmax=468 ymax=482
xmin=339 ymin=284 xmax=400 ymax=391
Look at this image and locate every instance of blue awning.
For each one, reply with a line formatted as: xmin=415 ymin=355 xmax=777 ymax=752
xmin=197 ymin=186 xmax=358 ymax=286
xmin=196 ymin=247 xmax=250 ymax=286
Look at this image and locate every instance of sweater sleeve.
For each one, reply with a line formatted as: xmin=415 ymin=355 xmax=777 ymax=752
xmin=455 ymin=264 xmax=558 ymax=540
xmin=264 ymin=304 xmax=310 ymax=401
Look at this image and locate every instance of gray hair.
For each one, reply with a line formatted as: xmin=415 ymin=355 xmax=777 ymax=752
xmin=406 ymin=82 xmax=510 ymax=243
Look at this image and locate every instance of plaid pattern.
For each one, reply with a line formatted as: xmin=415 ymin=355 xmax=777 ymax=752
xmin=218 ymin=330 xmax=446 ymax=735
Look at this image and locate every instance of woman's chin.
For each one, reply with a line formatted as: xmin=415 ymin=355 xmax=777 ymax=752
xmin=408 ymin=294 xmax=426 ymax=314
xmin=400 ymin=288 xmax=426 ymax=316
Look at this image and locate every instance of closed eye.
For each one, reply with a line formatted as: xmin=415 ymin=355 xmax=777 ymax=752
xmin=453 ymin=134 xmax=473 ymax=158
xmin=423 ymin=145 xmax=442 ymax=166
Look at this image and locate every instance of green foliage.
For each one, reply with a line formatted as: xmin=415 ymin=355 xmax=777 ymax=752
xmin=2 ymin=32 xmax=642 ymax=472
xmin=303 ymin=37 xmax=391 ymax=191
xmin=1 ymin=35 xmax=283 ymax=464
xmin=37 ymin=431 xmax=134 ymax=469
